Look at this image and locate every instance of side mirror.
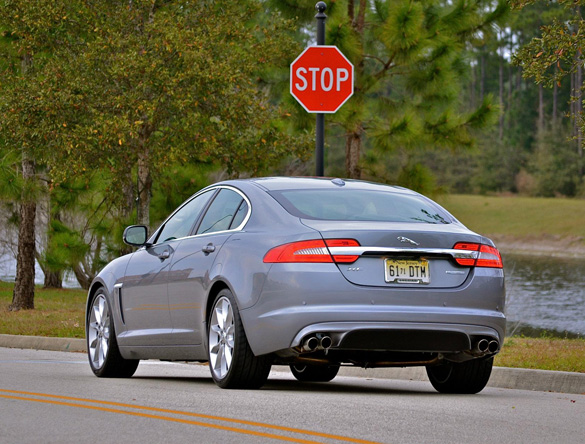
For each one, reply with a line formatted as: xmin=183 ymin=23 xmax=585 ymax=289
xmin=123 ymin=225 xmax=148 ymax=247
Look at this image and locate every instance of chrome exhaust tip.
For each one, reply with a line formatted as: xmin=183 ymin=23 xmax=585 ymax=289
xmin=488 ymin=340 xmax=499 ymax=353
xmin=319 ymin=335 xmax=332 ymax=350
xmin=302 ymin=336 xmax=319 ymax=352
xmin=475 ymin=339 xmax=489 ymax=354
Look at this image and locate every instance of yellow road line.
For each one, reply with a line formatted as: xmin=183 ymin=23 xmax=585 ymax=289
xmin=0 ymin=389 xmax=384 ymax=444
xmin=0 ymin=393 xmax=319 ymax=444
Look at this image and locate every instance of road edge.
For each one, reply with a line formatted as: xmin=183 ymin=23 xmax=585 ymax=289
xmin=1 ymin=334 xmax=584 ymax=395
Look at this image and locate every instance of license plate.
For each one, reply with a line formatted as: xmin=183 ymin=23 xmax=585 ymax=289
xmin=384 ymin=259 xmax=430 ymax=284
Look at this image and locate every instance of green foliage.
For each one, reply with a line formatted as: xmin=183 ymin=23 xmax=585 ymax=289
xmin=273 ymin=0 xmax=504 ymax=182
xmin=530 ymin=126 xmax=581 ymax=197
xmin=396 ymin=162 xmax=438 ymax=196
xmin=513 ymin=15 xmax=585 ymax=86
xmin=150 ymin=163 xmax=215 ymax=230
xmin=0 ymin=150 xmax=22 ymax=200
xmin=1 ymin=1 xmax=314 ymax=286
xmin=45 ymin=220 xmax=90 ymax=271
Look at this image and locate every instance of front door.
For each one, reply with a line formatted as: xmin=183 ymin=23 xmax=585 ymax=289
xmin=118 ymin=242 xmax=175 ymax=346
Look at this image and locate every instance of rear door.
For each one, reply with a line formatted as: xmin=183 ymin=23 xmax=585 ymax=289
xmin=167 ymin=187 xmax=250 ymax=344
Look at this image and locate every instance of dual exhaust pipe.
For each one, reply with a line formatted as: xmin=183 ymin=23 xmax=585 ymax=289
xmin=474 ymin=338 xmax=499 ymax=355
xmin=302 ymin=335 xmax=499 ymax=355
xmin=301 ymin=334 xmax=332 ymax=352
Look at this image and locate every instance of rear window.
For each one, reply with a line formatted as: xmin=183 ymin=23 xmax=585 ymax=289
xmin=270 ymin=189 xmax=451 ymax=224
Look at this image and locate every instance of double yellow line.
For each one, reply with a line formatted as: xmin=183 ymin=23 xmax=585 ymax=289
xmin=0 ymin=389 xmax=384 ymax=444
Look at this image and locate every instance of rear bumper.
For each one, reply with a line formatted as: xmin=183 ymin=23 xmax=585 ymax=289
xmin=239 ymin=263 xmax=506 ymax=356
xmin=291 ymin=321 xmax=501 ymax=353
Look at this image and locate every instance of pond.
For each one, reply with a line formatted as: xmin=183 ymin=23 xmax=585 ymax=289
xmin=504 ymin=253 xmax=585 ymax=337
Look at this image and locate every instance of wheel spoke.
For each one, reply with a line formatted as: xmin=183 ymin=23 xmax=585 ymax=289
xmin=224 ymin=306 xmax=233 ymax=330
xmin=209 ymin=296 xmax=236 ymax=380
xmin=93 ymin=304 xmax=101 ymax=325
xmin=226 ymin=325 xmax=234 ymax=349
xmin=101 ymin=337 xmax=108 ymax=364
xmin=224 ymin=343 xmax=233 ymax=369
xmin=213 ymin=343 xmax=224 ymax=373
xmin=93 ymin=336 xmax=101 ymax=366
xmin=88 ymin=336 xmax=98 ymax=362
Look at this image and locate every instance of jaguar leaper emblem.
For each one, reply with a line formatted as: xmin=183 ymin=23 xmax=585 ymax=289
xmin=397 ymin=236 xmax=419 ymax=246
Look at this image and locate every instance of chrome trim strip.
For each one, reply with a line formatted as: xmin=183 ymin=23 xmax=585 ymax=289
xmin=328 ymin=246 xmax=478 ymax=260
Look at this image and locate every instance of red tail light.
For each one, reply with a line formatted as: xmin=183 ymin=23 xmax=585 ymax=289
xmin=453 ymin=242 xmax=503 ymax=268
xmin=263 ymin=239 xmax=360 ymax=264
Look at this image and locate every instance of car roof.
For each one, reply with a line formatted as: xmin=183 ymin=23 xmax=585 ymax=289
xmin=230 ymin=177 xmax=414 ymax=194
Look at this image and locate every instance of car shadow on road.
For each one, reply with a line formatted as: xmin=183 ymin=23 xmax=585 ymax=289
xmin=263 ymin=377 xmax=435 ymax=396
xmin=131 ymin=374 xmax=435 ymax=395
xmin=131 ymin=374 xmax=501 ymax=396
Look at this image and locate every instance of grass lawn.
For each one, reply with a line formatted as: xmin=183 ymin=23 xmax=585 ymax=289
xmin=437 ymin=194 xmax=585 ymax=240
xmin=496 ymin=336 xmax=585 ymax=373
xmin=0 ymin=281 xmax=86 ymax=338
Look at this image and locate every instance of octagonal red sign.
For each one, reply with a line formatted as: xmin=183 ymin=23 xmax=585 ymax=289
xmin=290 ymin=46 xmax=354 ymax=113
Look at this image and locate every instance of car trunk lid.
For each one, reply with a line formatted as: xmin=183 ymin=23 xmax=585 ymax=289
xmin=301 ymin=220 xmax=481 ymax=288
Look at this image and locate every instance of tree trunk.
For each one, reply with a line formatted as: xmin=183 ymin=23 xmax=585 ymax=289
xmin=43 ymin=271 xmax=63 ymax=289
xmin=508 ymin=33 xmax=514 ymax=111
xmin=72 ymin=263 xmax=92 ymax=290
xmin=480 ymin=51 xmax=486 ymax=102
xmin=470 ymin=59 xmax=476 ymax=109
xmin=10 ymin=158 xmax=37 ymax=311
xmin=577 ymin=56 xmax=583 ymax=178
xmin=136 ymin=145 xmax=152 ymax=230
xmin=345 ymin=129 xmax=362 ymax=179
xmin=571 ymin=70 xmax=576 ymax=139
xmin=498 ymin=35 xmax=504 ymax=140
xmin=552 ymin=67 xmax=558 ymax=123
xmin=538 ymin=84 xmax=544 ymax=135
xmin=42 ymin=193 xmax=63 ymax=289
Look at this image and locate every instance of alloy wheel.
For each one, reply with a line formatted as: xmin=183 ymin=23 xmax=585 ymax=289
xmin=88 ymin=294 xmax=111 ymax=369
xmin=209 ymin=296 xmax=235 ymax=379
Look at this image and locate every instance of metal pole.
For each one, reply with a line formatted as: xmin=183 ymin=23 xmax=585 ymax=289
xmin=315 ymin=2 xmax=327 ymax=177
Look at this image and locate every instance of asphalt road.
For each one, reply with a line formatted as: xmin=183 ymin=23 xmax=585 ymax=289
xmin=1 ymin=347 xmax=584 ymax=444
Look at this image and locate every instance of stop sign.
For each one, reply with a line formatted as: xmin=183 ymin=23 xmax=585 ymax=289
xmin=290 ymin=46 xmax=354 ymax=113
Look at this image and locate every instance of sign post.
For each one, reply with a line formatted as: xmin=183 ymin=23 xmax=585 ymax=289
xmin=315 ymin=2 xmax=326 ymax=177
xmin=290 ymin=2 xmax=354 ymax=177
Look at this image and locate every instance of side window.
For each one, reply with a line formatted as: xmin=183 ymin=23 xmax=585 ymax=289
xmin=197 ymin=189 xmax=244 ymax=235
xmin=229 ymin=200 xmax=248 ymax=229
xmin=156 ymin=190 xmax=214 ymax=243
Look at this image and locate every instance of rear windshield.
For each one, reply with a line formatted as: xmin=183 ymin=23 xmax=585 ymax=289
xmin=270 ymin=189 xmax=451 ymax=224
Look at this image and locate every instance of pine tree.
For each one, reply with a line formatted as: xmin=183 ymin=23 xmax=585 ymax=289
xmin=512 ymin=0 xmax=585 ymax=180
xmin=272 ymin=0 xmax=505 ymax=180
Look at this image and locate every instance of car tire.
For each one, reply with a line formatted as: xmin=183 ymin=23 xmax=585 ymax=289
xmin=426 ymin=357 xmax=494 ymax=394
xmin=290 ymin=364 xmax=340 ymax=382
xmin=86 ymin=289 xmax=139 ymax=378
xmin=207 ymin=289 xmax=272 ymax=389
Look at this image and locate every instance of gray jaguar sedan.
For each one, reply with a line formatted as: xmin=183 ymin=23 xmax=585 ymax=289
xmin=86 ymin=177 xmax=505 ymax=393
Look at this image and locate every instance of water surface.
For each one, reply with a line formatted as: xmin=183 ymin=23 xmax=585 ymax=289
xmin=504 ymin=253 xmax=585 ymax=337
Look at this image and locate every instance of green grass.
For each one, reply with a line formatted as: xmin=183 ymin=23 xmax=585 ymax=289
xmin=437 ymin=194 xmax=585 ymax=239
xmin=0 ymin=281 xmax=86 ymax=338
xmin=496 ymin=336 xmax=585 ymax=373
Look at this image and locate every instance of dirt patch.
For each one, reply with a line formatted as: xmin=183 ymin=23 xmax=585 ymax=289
xmin=488 ymin=234 xmax=585 ymax=258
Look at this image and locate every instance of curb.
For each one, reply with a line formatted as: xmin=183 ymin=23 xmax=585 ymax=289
xmin=2 ymin=334 xmax=584 ymax=395
xmin=0 ymin=334 xmax=86 ymax=353
xmin=338 ymin=366 xmax=585 ymax=395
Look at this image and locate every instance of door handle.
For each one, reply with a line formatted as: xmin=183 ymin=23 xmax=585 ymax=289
xmin=202 ymin=243 xmax=215 ymax=254
xmin=158 ymin=250 xmax=170 ymax=260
